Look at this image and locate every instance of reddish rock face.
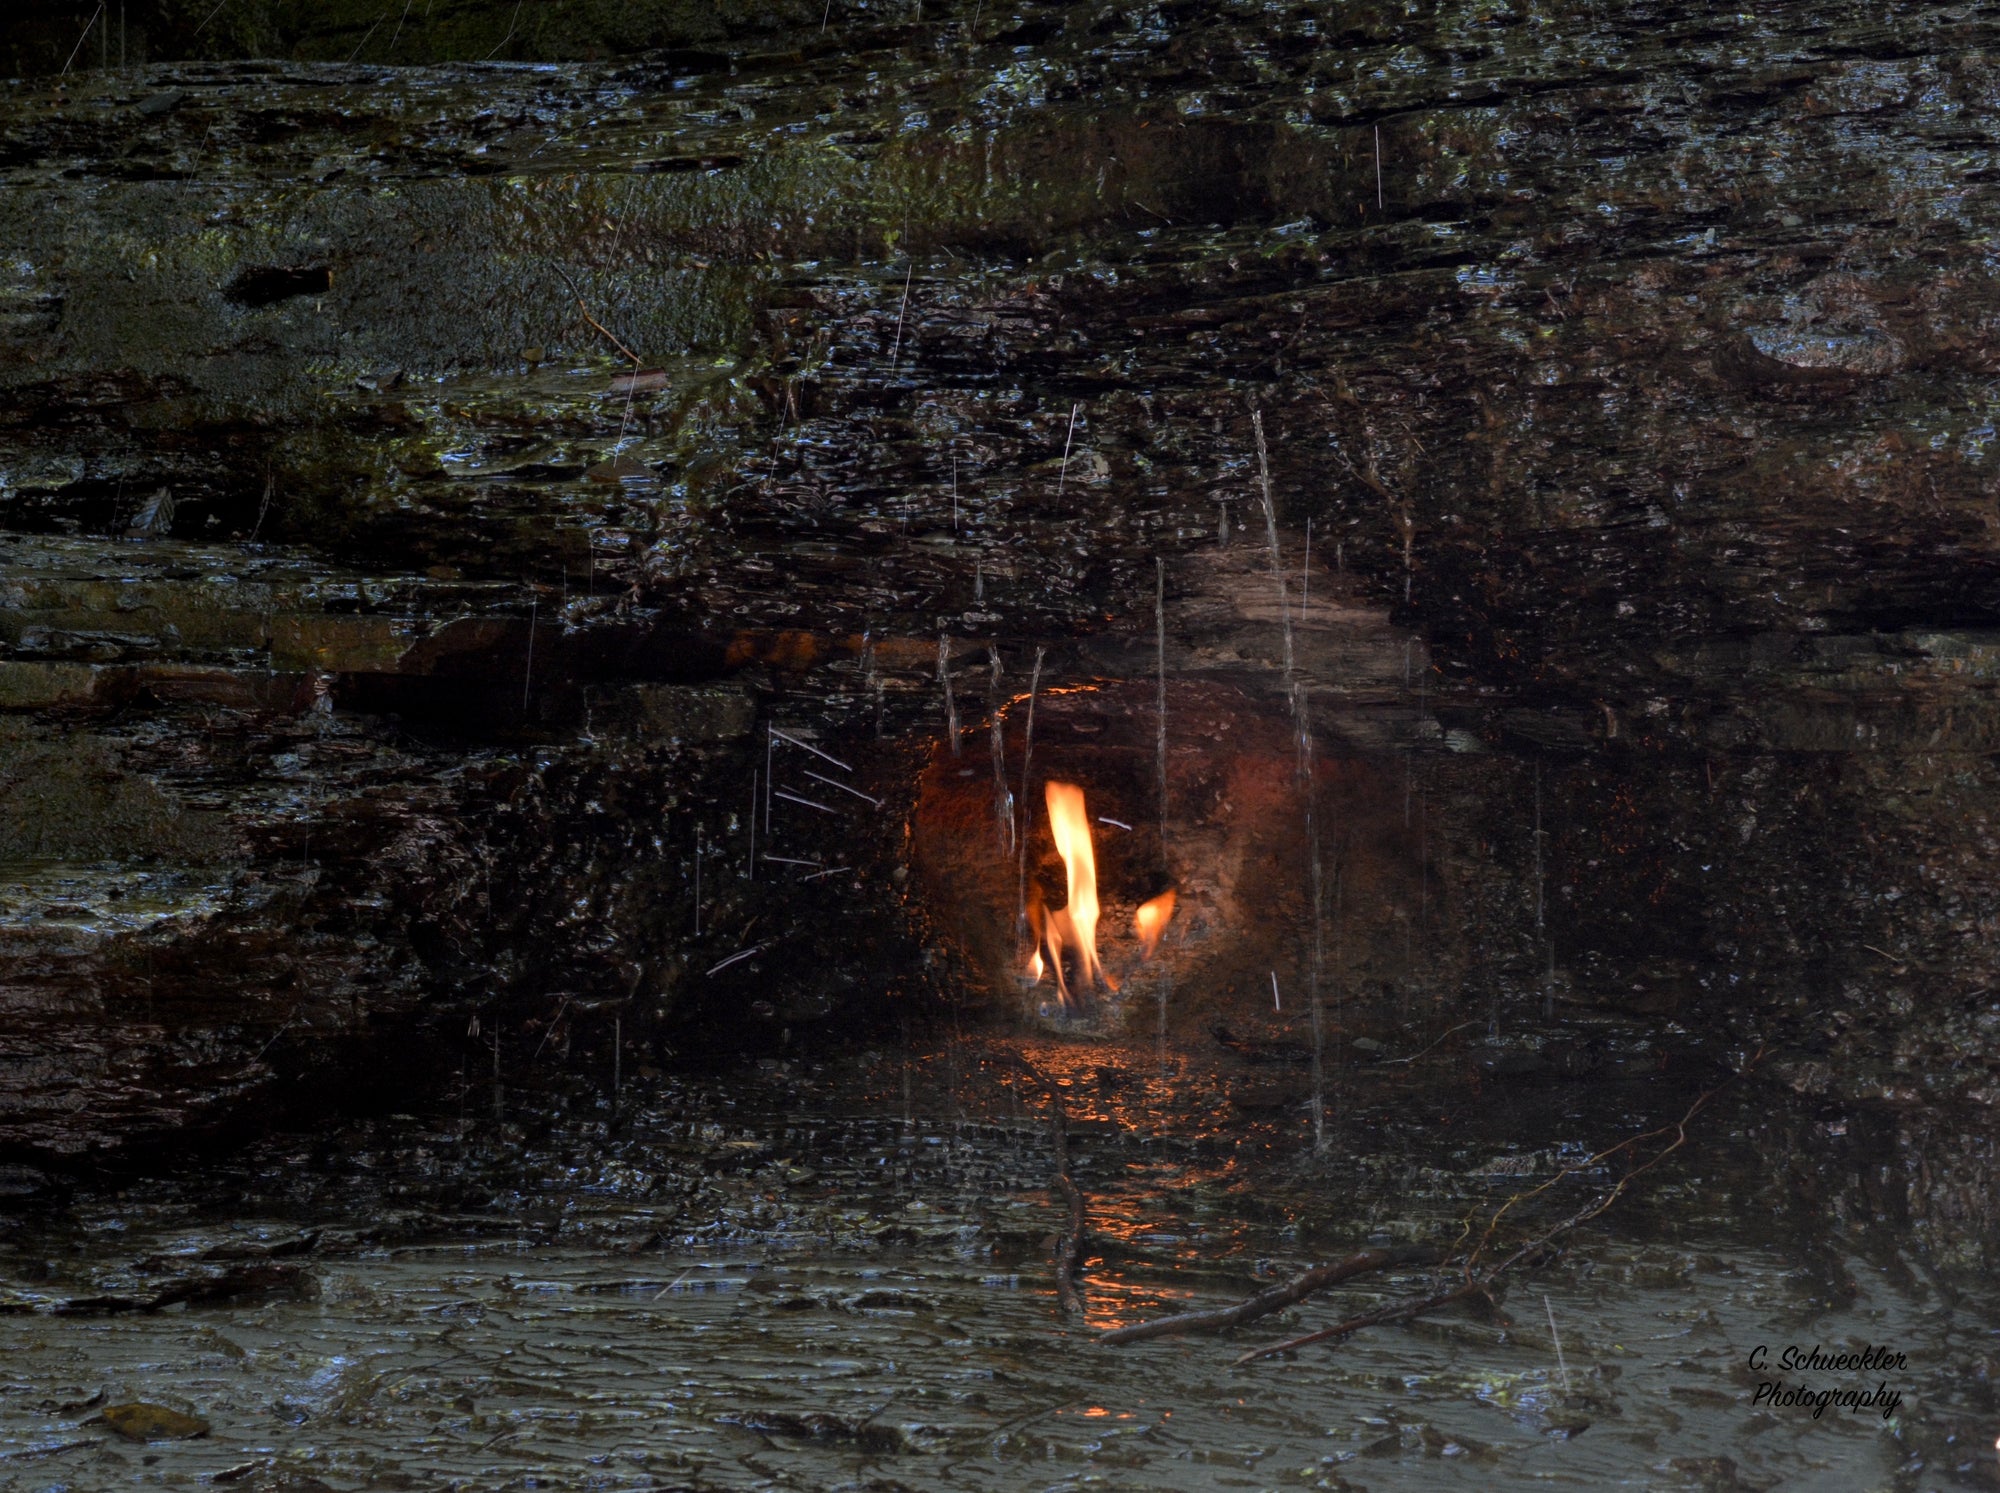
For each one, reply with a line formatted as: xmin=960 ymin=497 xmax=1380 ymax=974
xmin=913 ymin=676 xmax=1440 ymax=1042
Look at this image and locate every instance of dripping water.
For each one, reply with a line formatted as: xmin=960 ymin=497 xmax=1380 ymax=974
xmin=1295 ymin=680 xmax=1327 ymax=1157
xmin=1155 ymin=557 xmax=1168 ymax=841
xmin=937 ymin=634 xmax=959 ymax=755
xmin=1534 ymin=764 xmax=1550 ymax=1019
xmin=1015 ymin=646 xmax=1044 ymax=949
xmin=1250 ymin=409 xmax=1295 ymax=686
xmin=988 ymin=646 xmax=1012 ymax=852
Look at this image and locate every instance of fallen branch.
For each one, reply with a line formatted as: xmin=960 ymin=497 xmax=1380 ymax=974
xmin=1234 ymin=1050 xmax=1765 ymax=1364
xmin=1235 ymin=1280 xmax=1487 ymax=1363
xmin=1234 ymin=1197 xmax=1578 ymax=1364
xmin=1098 ymin=1244 xmax=1440 ymax=1346
xmin=1048 ymin=1083 xmax=1087 ymax=1316
xmin=1461 ymin=1052 xmax=1748 ymax=1275
xmin=1053 ymin=1169 xmax=1086 ymax=1316
xmin=992 ymin=1050 xmax=1088 ymax=1315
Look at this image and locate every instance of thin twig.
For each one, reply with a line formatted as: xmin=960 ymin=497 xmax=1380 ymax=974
xmin=1054 ymin=1169 xmax=1086 ymax=1315
xmin=1375 ymin=1020 xmax=1480 ymax=1067
xmin=575 ymin=301 xmax=641 ymax=364
xmin=1047 ymin=1098 xmax=1086 ymax=1315
xmin=1238 ymin=1195 xmax=1584 ymax=1366
xmin=993 ymin=1051 xmax=1087 ymax=1315
xmin=551 ymin=264 xmax=642 ymax=365
xmin=1236 ymin=1280 xmax=1481 ymax=1363
xmin=1463 ymin=1055 xmax=1752 ymax=1275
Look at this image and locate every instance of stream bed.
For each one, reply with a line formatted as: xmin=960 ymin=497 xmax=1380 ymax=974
xmin=1 ymin=1035 xmax=1988 ymax=1492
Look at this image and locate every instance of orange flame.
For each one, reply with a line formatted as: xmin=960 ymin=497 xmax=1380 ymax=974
xmin=1026 ymin=890 xmax=1075 ymax=997
xmin=1045 ymin=782 xmax=1109 ymax=996
xmin=1133 ymin=889 xmax=1177 ymax=958
xmin=1027 ymin=782 xmax=1121 ymax=1003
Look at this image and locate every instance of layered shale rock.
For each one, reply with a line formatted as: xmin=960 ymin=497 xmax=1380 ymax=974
xmin=5 ymin=0 xmax=2000 ymax=1158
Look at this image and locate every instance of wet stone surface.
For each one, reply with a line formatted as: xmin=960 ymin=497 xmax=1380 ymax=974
xmin=4 ymin=0 xmax=2000 ymax=1152
xmin=1 ymin=1039 xmax=1994 ymax=1492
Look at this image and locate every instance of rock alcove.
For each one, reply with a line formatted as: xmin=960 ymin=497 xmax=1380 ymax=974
xmin=2 ymin=3 xmax=2000 ymax=1485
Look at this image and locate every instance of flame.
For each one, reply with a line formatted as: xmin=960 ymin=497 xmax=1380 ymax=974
xmin=1026 ymin=890 xmax=1077 ymax=999
xmin=1044 ymin=781 xmax=1111 ymax=999
xmin=1133 ymin=889 xmax=1177 ymax=958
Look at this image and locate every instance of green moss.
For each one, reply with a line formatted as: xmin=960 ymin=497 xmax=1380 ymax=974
xmin=0 ymin=719 xmax=233 ymax=863
xmin=132 ymin=0 xmax=828 ymax=70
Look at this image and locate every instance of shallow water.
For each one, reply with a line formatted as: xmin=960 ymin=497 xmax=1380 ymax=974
xmin=1 ymin=1037 xmax=1987 ymax=1492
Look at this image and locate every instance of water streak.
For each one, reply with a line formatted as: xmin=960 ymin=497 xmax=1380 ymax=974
xmin=937 ymin=633 xmax=959 ymax=755
xmin=1015 ymin=646 xmax=1045 ymax=946
xmin=1155 ymin=557 xmax=1168 ymax=840
xmin=1250 ymin=409 xmax=1295 ymax=685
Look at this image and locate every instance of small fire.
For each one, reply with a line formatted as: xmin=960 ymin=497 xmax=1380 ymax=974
xmin=1045 ymin=783 xmax=1105 ymax=987
xmin=1030 ymin=780 xmax=1116 ymax=1003
xmin=1133 ymin=889 xmax=1177 ymax=958
xmin=1026 ymin=784 xmax=1179 ymax=1004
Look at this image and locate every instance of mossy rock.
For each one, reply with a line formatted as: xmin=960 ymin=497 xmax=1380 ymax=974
xmin=99 ymin=1402 xmax=211 ymax=1441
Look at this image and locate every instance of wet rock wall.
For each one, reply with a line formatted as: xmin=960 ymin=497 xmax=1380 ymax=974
xmin=3 ymin=0 xmax=2000 ymax=1157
